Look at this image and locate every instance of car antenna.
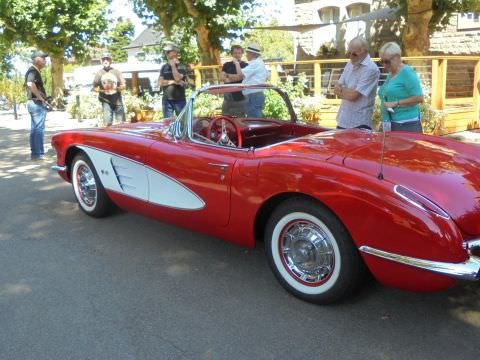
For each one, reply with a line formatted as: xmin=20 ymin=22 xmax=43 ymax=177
xmin=378 ymin=106 xmax=394 ymax=180
xmin=377 ymin=128 xmax=387 ymax=180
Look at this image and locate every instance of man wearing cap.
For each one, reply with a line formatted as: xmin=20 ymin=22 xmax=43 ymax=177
xmin=93 ymin=53 xmax=126 ymax=126
xmin=158 ymin=45 xmax=188 ymax=118
xmin=220 ymin=45 xmax=248 ymax=117
xmin=25 ymin=50 xmax=49 ymax=160
xmin=232 ymin=43 xmax=268 ymax=118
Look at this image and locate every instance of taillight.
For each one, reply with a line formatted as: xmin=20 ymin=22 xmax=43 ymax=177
xmin=466 ymin=240 xmax=480 ymax=257
xmin=394 ymin=185 xmax=450 ymax=219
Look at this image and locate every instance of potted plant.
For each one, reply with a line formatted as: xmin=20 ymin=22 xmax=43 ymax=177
xmin=297 ymin=96 xmax=324 ymax=125
xmin=139 ymin=93 xmax=155 ymax=122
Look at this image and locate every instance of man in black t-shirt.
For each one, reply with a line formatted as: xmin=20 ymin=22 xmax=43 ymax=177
xmin=220 ymin=45 xmax=248 ymax=117
xmin=158 ymin=45 xmax=188 ymax=118
xmin=93 ymin=53 xmax=126 ymax=126
xmin=25 ymin=50 xmax=49 ymax=160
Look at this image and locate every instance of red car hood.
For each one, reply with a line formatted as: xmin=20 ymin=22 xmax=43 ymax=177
xmin=341 ymin=131 xmax=480 ymax=236
xmin=89 ymin=120 xmax=173 ymax=140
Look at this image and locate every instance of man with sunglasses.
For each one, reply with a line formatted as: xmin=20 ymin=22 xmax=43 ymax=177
xmin=334 ymin=37 xmax=380 ymax=130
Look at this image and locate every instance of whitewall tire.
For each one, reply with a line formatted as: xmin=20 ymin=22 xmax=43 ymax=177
xmin=71 ymin=153 xmax=112 ymax=218
xmin=265 ymin=198 xmax=365 ymax=304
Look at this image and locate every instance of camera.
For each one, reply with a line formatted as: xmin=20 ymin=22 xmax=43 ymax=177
xmin=44 ymin=96 xmax=54 ymax=111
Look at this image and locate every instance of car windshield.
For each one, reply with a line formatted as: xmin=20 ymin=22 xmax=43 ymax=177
xmin=193 ymin=86 xmax=294 ymax=122
xmin=183 ymin=85 xmax=325 ymax=149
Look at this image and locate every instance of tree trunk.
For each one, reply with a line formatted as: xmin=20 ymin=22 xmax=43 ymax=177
xmin=181 ymin=0 xmax=220 ymax=65
xmin=50 ymin=54 xmax=64 ymax=109
xmin=195 ymin=24 xmax=221 ymax=65
xmin=403 ymin=0 xmax=433 ymax=56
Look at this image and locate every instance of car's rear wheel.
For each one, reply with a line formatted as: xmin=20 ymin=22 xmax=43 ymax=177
xmin=71 ymin=153 xmax=112 ymax=217
xmin=265 ymin=198 xmax=365 ymax=304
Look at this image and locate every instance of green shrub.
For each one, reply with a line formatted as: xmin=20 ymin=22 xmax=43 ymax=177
xmin=66 ymin=91 xmax=102 ymax=119
xmin=0 ymin=76 xmax=28 ymax=107
xmin=193 ymin=92 xmax=223 ymax=117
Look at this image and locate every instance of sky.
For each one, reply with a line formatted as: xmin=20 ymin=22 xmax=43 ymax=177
xmin=109 ymin=0 xmax=295 ymax=38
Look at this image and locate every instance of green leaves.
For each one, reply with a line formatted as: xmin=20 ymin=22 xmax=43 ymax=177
xmin=0 ymin=0 xmax=110 ymax=59
xmin=106 ymin=18 xmax=135 ymax=62
xmin=132 ymin=0 xmax=257 ymax=64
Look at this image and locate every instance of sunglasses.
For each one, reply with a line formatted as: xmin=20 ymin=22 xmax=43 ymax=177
xmin=381 ymin=56 xmax=397 ymax=65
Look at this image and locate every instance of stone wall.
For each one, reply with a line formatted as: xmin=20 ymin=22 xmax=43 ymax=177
xmin=430 ymin=16 xmax=480 ymax=55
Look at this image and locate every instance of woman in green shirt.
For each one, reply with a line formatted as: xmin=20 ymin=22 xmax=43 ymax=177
xmin=378 ymin=42 xmax=424 ymax=133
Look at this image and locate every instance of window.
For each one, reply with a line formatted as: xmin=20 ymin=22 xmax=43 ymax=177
xmin=318 ymin=6 xmax=340 ymax=24
xmin=458 ymin=13 xmax=480 ymax=30
xmin=347 ymin=3 xmax=370 ymax=18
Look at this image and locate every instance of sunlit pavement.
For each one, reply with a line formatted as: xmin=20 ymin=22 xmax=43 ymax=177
xmin=0 ymin=111 xmax=479 ymax=360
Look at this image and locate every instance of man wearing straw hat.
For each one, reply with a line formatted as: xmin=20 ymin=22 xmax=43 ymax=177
xmin=232 ymin=43 xmax=268 ymax=117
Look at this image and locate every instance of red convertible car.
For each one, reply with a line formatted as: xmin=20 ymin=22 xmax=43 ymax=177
xmin=51 ymin=84 xmax=480 ymax=304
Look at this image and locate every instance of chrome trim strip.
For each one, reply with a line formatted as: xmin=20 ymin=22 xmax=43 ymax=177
xmin=359 ymin=245 xmax=480 ymax=281
xmin=393 ymin=184 xmax=450 ymax=220
xmin=51 ymin=165 xmax=67 ymax=172
xmin=78 ymin=145 xmax=144 ymax=166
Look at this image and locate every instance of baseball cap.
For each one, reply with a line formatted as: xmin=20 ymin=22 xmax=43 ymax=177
xmin=31 ymin=50 xmax=49 ymax=59
xmin=165 ymin=44 xmax=180 ymax=53
xmin=246 ymin=43 xmax=262 ymax=55
xmin=101 ymin=52 xmax=112 ymax=60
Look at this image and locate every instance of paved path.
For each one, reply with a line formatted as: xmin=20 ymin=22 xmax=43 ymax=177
xmin=0 ymin=110 xmax=479 ymax=360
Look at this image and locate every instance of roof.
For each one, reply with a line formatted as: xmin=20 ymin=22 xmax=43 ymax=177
xmin=124 ymin=28 xmax=163 ymax=50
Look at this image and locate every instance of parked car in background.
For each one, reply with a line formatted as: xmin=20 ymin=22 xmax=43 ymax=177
xmin=51 ymin=84 xmax=480 ymax=304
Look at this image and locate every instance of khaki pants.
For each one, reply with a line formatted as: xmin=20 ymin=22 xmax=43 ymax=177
xmin=222 ymin=95 xmax=246 ymax=118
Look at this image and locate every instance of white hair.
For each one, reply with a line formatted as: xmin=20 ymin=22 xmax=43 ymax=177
xmin=349 ymin=37 xmax=369 ymax=51
xmin=379 ymin=42 xmax=402 ymax=58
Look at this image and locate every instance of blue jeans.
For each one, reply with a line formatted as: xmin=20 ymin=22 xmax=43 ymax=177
xmin=245 ymin=92 xmax=265 ymax=118
xmin=27 ymin=100 xmax=47 ymax=159
xmin=102 ymin=102 xmax=125 ymax=126
xmin=391 ymin=120 xmax=423 ymax=133
xmin=163 ymin=98 xmax=186 ymax=118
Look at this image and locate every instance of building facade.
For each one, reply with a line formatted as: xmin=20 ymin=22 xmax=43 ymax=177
xmin=294 ymin=0 xmax=480 ymax=59
xmin=294 ymin=0 xmax=382 ymax=59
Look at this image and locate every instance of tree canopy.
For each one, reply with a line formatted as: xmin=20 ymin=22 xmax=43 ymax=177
xmin=0 ymin=0 xmax=110 ymax=103
xmin=132 ymin=0 xmax=257 ymax=65
xmin=106 ymin=18 xmax=135 ymax=63
xmin=243 ymin=20 xmax=294 ymax=61
xmin=386 ymin=0 xmax=480 ymax=55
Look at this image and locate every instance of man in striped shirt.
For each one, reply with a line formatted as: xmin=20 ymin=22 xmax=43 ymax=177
xmin=334 ymin=37 xmax=380 ymax=130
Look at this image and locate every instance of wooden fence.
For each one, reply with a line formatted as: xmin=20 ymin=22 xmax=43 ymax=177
xmin=192 ymin=56 xmax=480 ymax=132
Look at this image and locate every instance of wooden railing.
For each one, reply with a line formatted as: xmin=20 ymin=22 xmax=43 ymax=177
xmin=192 ymin=56 xmax=480 ymax=122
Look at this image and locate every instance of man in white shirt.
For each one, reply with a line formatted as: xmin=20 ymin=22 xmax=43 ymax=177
xmin=232 ymin=43 xmax=268 ymax=117
xmin=334 ymin=37 xmax=380 ymax=130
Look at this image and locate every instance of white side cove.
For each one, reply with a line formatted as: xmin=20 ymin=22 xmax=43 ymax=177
xmin=146 ymin=168 xmax=205 ymax=210
xmin=77 ymin=146 xmax=205 ymax=210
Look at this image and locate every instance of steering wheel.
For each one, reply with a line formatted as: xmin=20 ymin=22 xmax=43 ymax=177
xmin=207 ymin=115 xmax=243 ymax=148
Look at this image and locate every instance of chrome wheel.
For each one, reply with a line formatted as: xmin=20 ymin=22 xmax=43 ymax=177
xmin=267 ymin=210 xmax=342 ymax=298
xmin=77 ymin=164 xmax=97 ymax=207
xmin=280 ymin=220 xmax=335 ymax=286
xmin=72 ymin=159 xmax=97 ymax=212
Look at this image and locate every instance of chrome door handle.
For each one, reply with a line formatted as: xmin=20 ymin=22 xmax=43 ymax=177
xmin=208 ymin=163 xmax=229 ymax=171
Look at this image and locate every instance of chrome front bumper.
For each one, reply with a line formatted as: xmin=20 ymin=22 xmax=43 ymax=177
xmin=51 ymin=165 xmax=67 ymax=172
xmin=359 ymin=239 xmax=480 ymax=281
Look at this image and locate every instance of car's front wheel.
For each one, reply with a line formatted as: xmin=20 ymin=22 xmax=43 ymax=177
xmin=71 ymin=153 xmax=112 ymax=217
xmin=265 ymin=198 xmax=365 ymax=304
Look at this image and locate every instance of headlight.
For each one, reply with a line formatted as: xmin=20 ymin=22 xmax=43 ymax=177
xmin=394 ymin=185 xmax=450 ymax=219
